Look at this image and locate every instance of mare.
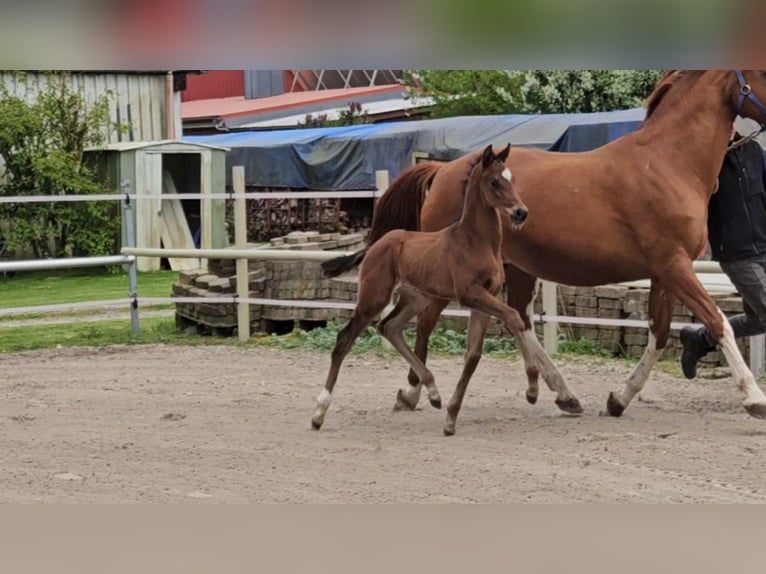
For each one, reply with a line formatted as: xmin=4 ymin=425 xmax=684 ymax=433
xmin=311 ymin=144 xmax=533 ymax=435
xmin=322 ymin=70 xmax=766 ymax=421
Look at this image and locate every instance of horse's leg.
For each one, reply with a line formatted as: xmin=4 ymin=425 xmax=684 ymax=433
xmin=311 ymin=260 xmax=396 ymax=430
xmin=659 ymin=259 xmax=766 ymax=418
xmin=505 ymin=264 xmax=583 ymax=414
xmin=379 ymin=287 xmax=443 ymax=410
xmin=606 ymin=279 xmax=672 ymax=417
xmin=311 ymin=312 xmax=375 ymax=430
xmin=395 ymin=299 xmax=449 ymax=411
xmin=444 ymin=310 xmax=491 ymax=436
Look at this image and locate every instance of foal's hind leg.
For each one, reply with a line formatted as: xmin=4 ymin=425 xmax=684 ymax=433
xmin=395 ymin=299 xmax=448 ymax=411
xmin=311 ymin=262 xmax=396 ymax=430
xmin=505 ymin=265 xmax=582 ymax=414
xmin=380 ymin=287 xmax=444 ymax=410
xmin=311 ymin=312 xmax=376 ymax=430
xmin=606 ymin=279 xmax=672 ymax=417
xmin=444 ymin=310 xmax=491 ymax=436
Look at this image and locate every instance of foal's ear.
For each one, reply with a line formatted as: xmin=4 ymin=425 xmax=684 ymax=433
xmin=481 ymin=144 xmax=495 ymax=167
xmin=497 ymin=143 xmax=511 ymax=163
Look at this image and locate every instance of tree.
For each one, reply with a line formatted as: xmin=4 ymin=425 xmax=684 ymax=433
xmin=506 ymin=70 xmax=664 ymax=114
xmin=0 ymin=72 xmax=127 ymax=259
xmin=405 ymin=70 xmax=663 ymax=117
xmin=404 ymin=70 xmax=525 ymax=118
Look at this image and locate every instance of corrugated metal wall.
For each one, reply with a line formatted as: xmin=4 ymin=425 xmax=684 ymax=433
xmin=0 ymin=71 xmax=168 ymax=144
xmin=243 ymin=70 xmax=286 ymax=99
xmin=182 ymin=70 xmax=244 ymax=101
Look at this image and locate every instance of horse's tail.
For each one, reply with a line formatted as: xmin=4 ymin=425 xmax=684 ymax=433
xmin=320 ymin=161 xmax=443 ymax=278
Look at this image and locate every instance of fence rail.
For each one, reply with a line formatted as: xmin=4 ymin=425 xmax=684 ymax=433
xmin=1 ymin=167 xmax=762 ymax=376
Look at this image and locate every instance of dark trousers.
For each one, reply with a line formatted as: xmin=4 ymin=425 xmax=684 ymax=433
xmin=704 ymin=254 xmax=766 ymax=346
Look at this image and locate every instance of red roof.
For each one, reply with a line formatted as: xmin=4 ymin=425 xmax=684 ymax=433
xmin=181 ymin=84 xmax=405 ymax=121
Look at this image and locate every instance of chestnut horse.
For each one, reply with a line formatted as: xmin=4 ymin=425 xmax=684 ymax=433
xmin=311 ymin=144 xmax=533 ymax=435
xmin=322 ymin=70 xmax=766 ymax=421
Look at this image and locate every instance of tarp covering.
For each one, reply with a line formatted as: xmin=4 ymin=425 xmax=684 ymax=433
xmin=184 ymin=107 xmax=647 ymax=190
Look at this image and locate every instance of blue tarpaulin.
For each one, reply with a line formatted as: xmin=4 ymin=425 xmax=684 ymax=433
xmin=184 ymin=107 xmax=647 ymax=190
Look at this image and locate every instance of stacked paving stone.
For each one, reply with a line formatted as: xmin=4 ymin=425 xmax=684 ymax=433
xmin=171 ymin=230 xmax=750 ymax=367
xmin=172 ymin=231 xmax=365 ymax=336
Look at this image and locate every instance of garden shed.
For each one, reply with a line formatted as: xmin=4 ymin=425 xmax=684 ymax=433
xmin=85 ymin=140 xmax=230 ymax=272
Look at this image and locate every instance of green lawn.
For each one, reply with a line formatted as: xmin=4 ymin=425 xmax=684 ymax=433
xmin=0 ymin=268 xmax=178 ymax=311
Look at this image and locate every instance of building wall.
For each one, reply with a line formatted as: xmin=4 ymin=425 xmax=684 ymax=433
xmin=0 ymin=71 xmax=169 ymax=144
xmin=182 ymin=70 xmax=245 ymax=102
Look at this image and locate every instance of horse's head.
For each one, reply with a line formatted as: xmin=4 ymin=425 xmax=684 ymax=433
xmin=732 ymin=70 xmax=766 ymax=127
xmin=479 ymin=143 xmax=528 ymax=229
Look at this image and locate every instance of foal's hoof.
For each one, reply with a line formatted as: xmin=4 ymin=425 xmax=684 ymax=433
xmin=429 ymin=396 xmax=442 ymax=410
xmin=744 ymin=402 xmax=766 ymax=419
xmin=606 ymin=392 xmax=626 ymax=417
xmin=525 ymin=390 xmax=538 ymax=405
xmin=393 ymin=389 xmax=418 ymax=411
xmin=443 ymin=425 xmax=456 ymax=437
xmin=311 ymin=417 xmax=323 ymax=430
xmin=555 ymin=396 xmax=583 ymax=415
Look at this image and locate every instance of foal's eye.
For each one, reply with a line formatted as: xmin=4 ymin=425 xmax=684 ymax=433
xmin=490 ymin=179 xmax=500 ymax=189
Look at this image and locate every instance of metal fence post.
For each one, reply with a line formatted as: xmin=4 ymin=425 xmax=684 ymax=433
xmin=122 ymin=180 xmax=140 ymax=335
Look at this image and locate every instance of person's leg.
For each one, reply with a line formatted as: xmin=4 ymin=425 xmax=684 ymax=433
xmin=680 ymin=257 xmax=766 ymax=379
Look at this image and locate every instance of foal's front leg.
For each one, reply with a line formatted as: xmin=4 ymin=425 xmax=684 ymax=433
xmin=503 ymin=264 xmax=582 ymax=414
xmin=460 ymin=285 xmax=582 ymax=411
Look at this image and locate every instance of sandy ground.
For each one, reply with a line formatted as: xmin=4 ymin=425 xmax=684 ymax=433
xmin=1 ymin=343 xmax=766 ymax=503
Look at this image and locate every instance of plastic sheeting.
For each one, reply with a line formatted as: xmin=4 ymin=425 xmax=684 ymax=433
xmin=184 ymin=107 xmax=647 ymax=190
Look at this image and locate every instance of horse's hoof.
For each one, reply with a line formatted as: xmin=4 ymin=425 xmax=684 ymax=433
xmin=443 ymin=425 xmax=456 ymax=437
xmin=393 ymin=389 xmax=418 ymax=411
xmin=311 ymin=417 xmax=323 ymax=430
xmin=526 ymin=390 xmax=538 ymax=405
xmin=429 ymin=396 xmax=442 ymax=410
xmin=744 ymin=402 xmax=766 ymax=419
xmin=606 ymin=392 xmax=626 ymax=417
xmin=555 ymin=396 xmax=583 ymax=415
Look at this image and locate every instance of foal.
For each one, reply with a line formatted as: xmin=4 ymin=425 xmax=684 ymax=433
xmin=311 ymin=144 xmax=533 ymax=435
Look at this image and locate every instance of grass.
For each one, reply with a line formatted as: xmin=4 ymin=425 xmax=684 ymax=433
xmin=0 ymin=269 xmax=656 ymax=367
xmin=0 ymin=268 xmax=178 ymax=319
xmin=0 ymin=316 xmax=207 ymax=354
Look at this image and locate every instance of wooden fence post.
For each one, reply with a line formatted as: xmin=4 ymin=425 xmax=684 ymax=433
xmin=233 ymin=166 xmax=250 ymax=343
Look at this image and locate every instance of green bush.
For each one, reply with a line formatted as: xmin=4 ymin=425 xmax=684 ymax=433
xmin=0 ymin=72 xmax=127 ymax=258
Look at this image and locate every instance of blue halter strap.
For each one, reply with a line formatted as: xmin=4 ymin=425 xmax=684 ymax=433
xmin=735 ymin=70 xmax=766 ymax=123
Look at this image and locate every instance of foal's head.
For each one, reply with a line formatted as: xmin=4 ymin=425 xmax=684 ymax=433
xmin=476 ymin=143 xmax=528 ymax=229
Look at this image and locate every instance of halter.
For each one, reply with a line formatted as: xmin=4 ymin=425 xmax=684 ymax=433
xmin=730 ymin=70 xmax=766 ymax=150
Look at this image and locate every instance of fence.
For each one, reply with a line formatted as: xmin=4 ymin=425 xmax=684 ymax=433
xmin=0 ymin=166 xmax=762 ymax=377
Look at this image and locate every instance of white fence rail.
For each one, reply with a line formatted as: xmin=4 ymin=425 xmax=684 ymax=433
xmin=0 ymin=166 xmax=762 ymax=376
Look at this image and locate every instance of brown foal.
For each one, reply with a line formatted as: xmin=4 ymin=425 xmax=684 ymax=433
xmin=311 ymin=144 xmax=532 ymax=435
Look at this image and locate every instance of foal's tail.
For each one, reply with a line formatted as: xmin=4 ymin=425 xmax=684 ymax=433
xmin=320 ymin=161 xmax=443 ymax=278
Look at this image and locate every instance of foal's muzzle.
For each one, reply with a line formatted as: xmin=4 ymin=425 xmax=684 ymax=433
xmin=509 ymin=207 xmax=528 ymax=226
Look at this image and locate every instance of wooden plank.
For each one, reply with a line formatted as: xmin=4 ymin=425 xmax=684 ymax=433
xmin=160 ymin=168 xmax=200 ymax=271
xmin=135 ymin=151 xmax=162 ymax=271
xmin=200 ymin=150 xmax=213 ymax=270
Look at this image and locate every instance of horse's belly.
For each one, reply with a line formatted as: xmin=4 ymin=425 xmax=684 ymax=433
xmin=503 ymin=235 xmax=648 ymax=286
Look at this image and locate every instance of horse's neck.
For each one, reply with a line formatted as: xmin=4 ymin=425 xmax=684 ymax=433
xmin=639 ymin=71 xmax=736 ymax=191
xmin=456 ymin=177 xmax=502 ymax=248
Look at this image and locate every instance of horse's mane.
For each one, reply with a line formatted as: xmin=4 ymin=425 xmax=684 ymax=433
xmin=644 ymin=70 xmax=706 ymax=119
xmin=644 ymin=71 xmax=681 ymax=118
